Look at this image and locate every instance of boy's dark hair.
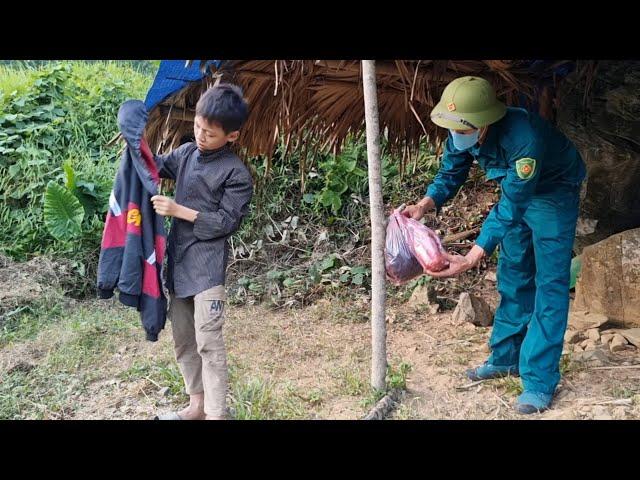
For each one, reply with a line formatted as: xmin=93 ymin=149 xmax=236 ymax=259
xmin=195 ymin=83 xmax=248 ymax=133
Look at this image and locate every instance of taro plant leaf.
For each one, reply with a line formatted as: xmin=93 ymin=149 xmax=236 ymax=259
xmin=44 ymin=181 xmax=84 ymax=241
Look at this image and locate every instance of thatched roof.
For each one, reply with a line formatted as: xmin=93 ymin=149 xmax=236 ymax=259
xmin=143 ymin=60 xmax=575 ymax=172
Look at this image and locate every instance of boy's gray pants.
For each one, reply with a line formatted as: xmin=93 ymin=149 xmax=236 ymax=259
xmin=169 ymin=285 xmax=227 ymax=418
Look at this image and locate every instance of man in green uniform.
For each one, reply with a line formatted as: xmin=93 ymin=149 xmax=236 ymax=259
xmin=403 ymin=76 xmax=586 ymax=413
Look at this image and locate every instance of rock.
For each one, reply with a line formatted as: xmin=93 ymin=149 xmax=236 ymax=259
xmin=544 ymin=409 xmax=575 ymax=420
xmin=592 ymin=406 xmax=613 ymax=420
xmin=573 ymin=344 xmax=585 ymax=353
xmin=428 ymin=303 xmax=440 ymax=315
xmin=584 ymin=340 xmax=598 ymax=351
xmin=568 ymin=310 xmax=609 ymax=331
xmin=586 ymin=328 xmax=601 ymax=342
xmin=580 ymin=339 xmax=590 ymax=348
xmin=601 ymin=333 xmax=615 ymax=345
xmin=572 ymin=349 xmax=610 ymax=366
xmin=573 ymin=228 xmax=640 ymax=328
xmin=610 ymin=334 xmax=628 ymax=352
xmin=462 ymin=322 xmax=476 ymax=332
xmin=618 ymin=328 xmax=640 ymax=348
xmin=484 ymin=271 xmax=497 ymax=282
xmin=564 ymin=330 xmax=583 ymax=344
xmin=593 ymin=413 xmax=614 ymax=420
xmin=612 ymin=406 xmax=628 ymax=420
xmin=410 ymin=284 xmax=439 ymax=315
xmin=159 ymin=387 xmax=170 ymax=397
xmin=410 ymin=284 xmax=437 ymax=305
xmin=557 ymin=63 xmax=640 ymax=256
xmin=452 ymin=292 xmax=494 ymax=327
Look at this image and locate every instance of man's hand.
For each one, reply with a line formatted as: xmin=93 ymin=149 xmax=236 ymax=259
xmin=150 ymin=195 xmax=179 ymax=217
xmin=424 ymin=244 xmax=486 ymax=278
xmin=401 ymin=196 xmax=436 ymax=220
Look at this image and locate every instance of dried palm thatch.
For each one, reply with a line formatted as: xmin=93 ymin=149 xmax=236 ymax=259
xmin=143 ymin=60 xmax=574 ymax=175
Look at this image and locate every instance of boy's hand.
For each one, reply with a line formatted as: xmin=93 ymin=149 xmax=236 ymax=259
xmin=151 ymin=195 xmax=179 ymax=217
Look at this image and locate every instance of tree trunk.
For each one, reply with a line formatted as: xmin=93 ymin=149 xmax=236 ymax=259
xmin=362 ymin=60 xmax=387 ymax=391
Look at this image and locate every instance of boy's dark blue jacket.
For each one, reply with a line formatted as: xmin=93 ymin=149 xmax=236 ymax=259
xmin=97 ymin=100 xmax=167 ymax=342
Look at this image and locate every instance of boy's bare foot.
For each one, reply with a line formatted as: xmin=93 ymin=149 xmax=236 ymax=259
xmin=176 ymin=392 xmax=206 ymax=420
xmin=177 ymin=406 xmax=206 ymax=420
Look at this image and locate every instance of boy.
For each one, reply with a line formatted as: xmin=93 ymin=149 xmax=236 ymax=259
xmin=151 ymin=84 xmax=253 ymax=420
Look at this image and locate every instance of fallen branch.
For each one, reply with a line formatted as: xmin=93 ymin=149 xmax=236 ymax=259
xmin=589 ymin=364 xmax=640 ymax=370
xmin=577 ymin=398 xmax=633 ymax=406
xmin=443 ymin=228 xmax=480 ymax=244
xmin=492 ymin=392 xmax=511 ymax=409
xmin=455 ymin=380 xmax=486 ymax=391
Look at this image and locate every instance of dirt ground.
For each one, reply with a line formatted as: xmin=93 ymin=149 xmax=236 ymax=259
xmin=3 ymin=283 xmax=639 ymax=420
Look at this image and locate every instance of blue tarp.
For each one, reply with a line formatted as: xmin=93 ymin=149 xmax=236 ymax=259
xmin=144 ymin=60 xmax=223 ymax=111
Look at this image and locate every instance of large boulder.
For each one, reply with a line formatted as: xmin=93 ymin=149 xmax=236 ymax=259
xmin=573 ymin=228 xmax=640 ymax=327
xmin=556 ymin=61 xmax=640 ymax=254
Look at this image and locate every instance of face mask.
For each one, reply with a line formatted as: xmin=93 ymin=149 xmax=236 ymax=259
xmin=450 ymin=129 xmax=480 ymax=152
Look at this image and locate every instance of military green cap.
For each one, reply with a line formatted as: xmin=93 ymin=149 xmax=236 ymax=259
xmin=430 ymin=76 xmax=507 ymax=130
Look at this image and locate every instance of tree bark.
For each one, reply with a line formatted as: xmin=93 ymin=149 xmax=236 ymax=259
xmin=362 ymin=60 xmax=387 ymax=391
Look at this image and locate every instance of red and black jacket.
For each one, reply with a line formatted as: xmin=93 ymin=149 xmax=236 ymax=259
xmin=97 ymin=100 xmax=166 ymax=341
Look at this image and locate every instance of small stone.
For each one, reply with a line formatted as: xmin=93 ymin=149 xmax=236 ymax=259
xmin=586 ymin=328 xmax=601 ymax=342
xmin=601 ymin=333 xmax=615 ymax=345
xmin=572 ymin=349 xmax=610 ymax=366
xmin=410 ymin=284 xmax=438 ymax=309
xmin=580 ymin=339 xmax=590 ymax=348
xmin=544 ymin=409 xmax=575 ymax=420
xmin=574 ymin=344 xmax=585 ymax=353
xmin=462 ymin=322 xmax=476 ymax=332
xmin=484 ymin=271 xmax=497 ymax=282
xmin=452 ymin=292 xmax=494 ymax=327
xmin=159 ymin=387 xmax=170 ymax=397
xmin=610 ymin=334 xmax=628 ymax=352
xmin=584 ymin=340 xmax=597 ymax=351
xmin=592 ymin=405 xmax=613 ymax=420
xmin=565 ymin=330 xmax=583 ymax=344
xmin=612 ymin=406 xmax=628 ymax=420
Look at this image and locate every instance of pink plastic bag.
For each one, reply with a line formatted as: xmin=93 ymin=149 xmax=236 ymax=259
xmin=384 ymin=208 xmax=449 ymax=285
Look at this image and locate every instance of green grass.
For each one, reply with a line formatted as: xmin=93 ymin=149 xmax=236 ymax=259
xmin=495 ymin=375 xmax=523 ymax=397
xmin=0 ymin=298 xmax=63 ymax=346
xmin=0 ymin=301 xmax=141 ymax=419
xmin=228 ymin=378 xmax=307 ymax=420
xmin=0 ymin=64 xmax=32 ymax=100
xmin=608 ymin=385 xmax=639 ymax=399
xmin=336 ymin=364 xmax=367 ymax=396
xmin=387 ymin=361 xmax=412 ymax=390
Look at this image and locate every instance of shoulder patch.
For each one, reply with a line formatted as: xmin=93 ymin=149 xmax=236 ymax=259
xmin=515 ymin=158 xmax=536 ymax=180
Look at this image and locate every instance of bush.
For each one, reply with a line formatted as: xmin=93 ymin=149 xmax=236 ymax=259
xmin=0 ymin=61 xmax=153 ymax=295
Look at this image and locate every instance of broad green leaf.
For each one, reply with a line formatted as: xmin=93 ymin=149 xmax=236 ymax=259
xmin=44 ymin=181 xmax=84 ymax=241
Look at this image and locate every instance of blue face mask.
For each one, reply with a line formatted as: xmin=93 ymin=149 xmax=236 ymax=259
xmin=450 ymin=129 xmax=480 ymax=152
